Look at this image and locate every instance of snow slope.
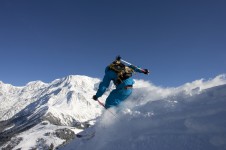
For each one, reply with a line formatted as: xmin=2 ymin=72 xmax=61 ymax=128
xmin=60 ymin=74 xmax=226 ymax=150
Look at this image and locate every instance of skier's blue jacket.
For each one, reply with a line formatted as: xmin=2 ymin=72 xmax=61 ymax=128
xmin=96 ymin=65 xmax=142 ymax=108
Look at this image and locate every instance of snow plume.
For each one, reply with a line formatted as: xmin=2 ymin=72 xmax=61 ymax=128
xmin=124 ymin=74 xmax=226 ymax=109
xmin=61 ymin=74 xmax=226 ymax=150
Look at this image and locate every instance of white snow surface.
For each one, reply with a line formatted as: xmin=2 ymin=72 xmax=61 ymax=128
xmin=60 ymin=74 xmax=226 ymax=150
xmin=1 ymin=74 xmax=226 ymax=150
xmin=13 ymin=121 xmax=66 ymax=150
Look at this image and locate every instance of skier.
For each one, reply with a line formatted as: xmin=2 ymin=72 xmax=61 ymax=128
xmin=93 ymin=56 xmax=149 ymax=109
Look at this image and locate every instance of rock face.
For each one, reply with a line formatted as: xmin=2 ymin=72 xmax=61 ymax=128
xmin=55 ymin=128 xmax=75 ymax=141
xmin=1 ymin=137 xmax=23 ymax=150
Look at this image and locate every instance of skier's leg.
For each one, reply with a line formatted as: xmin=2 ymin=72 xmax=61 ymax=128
xmin=105 ymin=89 xmax=132 ymax=109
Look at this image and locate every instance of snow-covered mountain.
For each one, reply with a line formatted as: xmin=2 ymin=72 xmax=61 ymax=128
xmin=1 ymin=74 xmax=226 ymax=150
xmin=0 ymin=75 xmax=102 ymax=122
xmin=0 ymin=75 xmax=107 ymax=149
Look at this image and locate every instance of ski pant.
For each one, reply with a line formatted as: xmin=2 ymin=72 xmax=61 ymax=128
xmin=105 ymin=88 xmax=132 ymax=109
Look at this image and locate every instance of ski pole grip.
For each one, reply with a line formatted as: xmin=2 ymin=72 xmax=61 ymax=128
xmin=142 ymin=69 xmax=150 ymax=74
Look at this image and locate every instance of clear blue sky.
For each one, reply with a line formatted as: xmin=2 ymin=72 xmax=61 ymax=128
xmin=0 ymin=0 xmax=225 ymax=87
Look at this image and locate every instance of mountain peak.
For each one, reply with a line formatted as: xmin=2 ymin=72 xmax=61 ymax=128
xmin=25 ymin=80 xmax=48 ymax=88
xmin=50 ymin=75 xmax=100 ymax=89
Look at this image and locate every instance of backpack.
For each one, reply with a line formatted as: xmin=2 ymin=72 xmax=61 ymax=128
xmin=108 ymin=60 xmax=134 ymax=85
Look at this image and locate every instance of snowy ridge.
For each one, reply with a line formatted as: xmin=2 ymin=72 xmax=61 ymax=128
xmin=0 ymin=80 xmax=47 ymax=121
xmin=0 ymin=75 xmax=102 ymax=123
xmin=60 ymin=74 xmax=226 ymax=150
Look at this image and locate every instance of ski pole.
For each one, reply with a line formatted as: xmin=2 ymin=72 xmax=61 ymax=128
xmin=116 ymin=55 xmax=147 ymax=73
xmin=97 ymin=100 xmax=117 ymax=117
xmin=120 ymin=59 xmax=146 ymax=73
xmin=97 ymin=100 xmax=105 ymax=108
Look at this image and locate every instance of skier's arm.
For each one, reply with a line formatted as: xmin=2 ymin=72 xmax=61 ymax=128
xmin=129 ymin=65 xmax=149 ymax=74
xmin=95 ymin=73 xmax=111 ymax=98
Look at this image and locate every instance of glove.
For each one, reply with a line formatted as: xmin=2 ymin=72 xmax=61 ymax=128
xmin=143 ymin=69 xmax=150 ymax=75
xmin=93 ymin=95 xmax=98 ymax=101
